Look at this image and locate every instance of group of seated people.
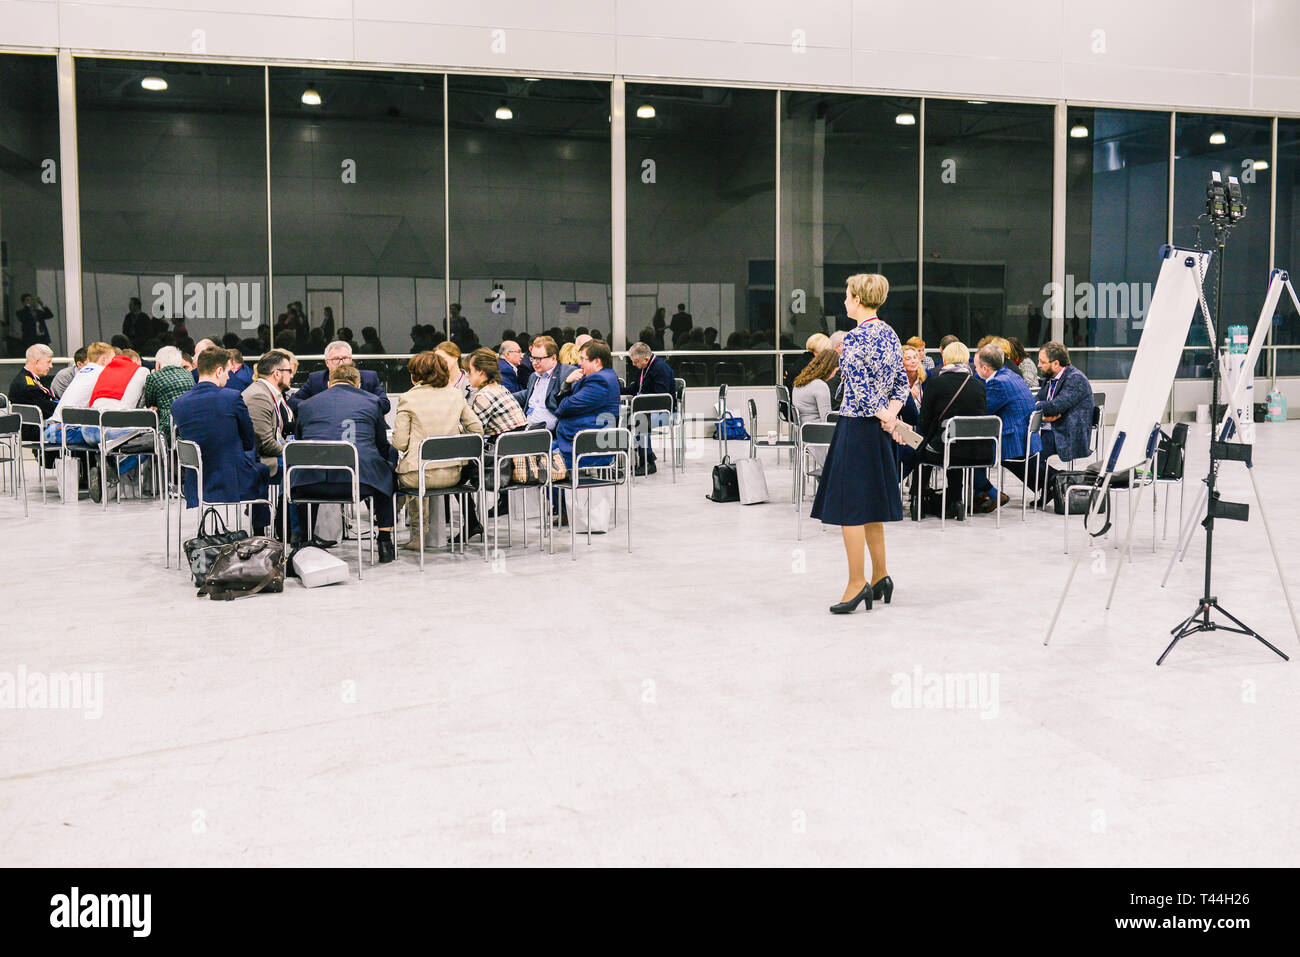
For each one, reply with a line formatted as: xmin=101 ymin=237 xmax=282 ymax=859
xmin=10 ymin=331 xmax=679 ymax=566
xmin=788 ymin=333 xmax=1096 ymax=519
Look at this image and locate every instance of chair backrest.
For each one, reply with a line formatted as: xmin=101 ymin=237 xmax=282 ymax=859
xmin=0 ymin=394 xmax=9 ymax=410
xmin=630 ymin=393 xmax=673 ymax=415
xmin=0 ymin=412 xmax=20 ymax=437
xmin=1091 ymin=406 xmax=1102 ymax=427
xmin=777 ymin=398 xmax=794 ymax=424
xmin=746 ymin=397 xmax=758 ymax=427
xmin=283 ymin=439 xmax=359 ymax=472
xmin=716 ymin=362 xmax=744 ymax=385
xmin=573 ymin=427 xmax=630 ymax=458
xmin=12 ymin=403 xmax=44 ymax=426
xmin=419 ymin=433 xmax=483 ymax=465
xmin=1026 ymin=409 xmax=1043 ymax=436
xmin=1169 ymin=421 xmax=1189 ymax=449
xmin=674 ymin=377 xmax=686 ymax=407
xmin=62 ymin=407 xmax=101 ymax=428
xmin=825 ymin=411 xmax=841 ymax=424
xmin=494 ymin=428 xmax=551 ymax=460
xmin=776 ymin=384 xmax=791 ymax=405
xmin=800 ymin=422 xmax=835 ymax=447
xmin=175 ymin=438 xmax=202 ymax=472
xmin=101 ymin=409 xmax=158 ymax=431
xmin=944 ymin=415 xmax=1002 ymax=442
xmin=1093 ymin=391 xmax=1107 ymax=408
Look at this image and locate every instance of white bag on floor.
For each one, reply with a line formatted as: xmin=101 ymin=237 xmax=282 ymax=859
xmin=314 ymin=503 xmax=343 ymax=542
xmin=291 ymin=546 xmax=348 ymax=588
xmin=56 ymin=457 xmax=79 ymax=502
xmin=566 ymin=486 xmax=614 ymax=533
xmin=735 ymin=456 xmax=769 ymax=504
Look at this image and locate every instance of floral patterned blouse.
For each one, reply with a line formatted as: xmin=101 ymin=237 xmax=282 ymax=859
xmin=838 ymin=318 xmax=910 ymax=418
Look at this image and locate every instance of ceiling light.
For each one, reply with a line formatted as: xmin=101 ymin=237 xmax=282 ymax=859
xmin=301 ymin=89 xmax=322 ymax=106
xmin=1251 ymin=159 xmax=1269 ymax=171
xmin=1070 ymin=123 xmax=1089 ymax=138
xmin=495 ymin=102 xmax=513 ymax=120
xmin=524 ymin=77 xmax=540 ymax=82
xmin=140 ymin=76 xmax=168 ymax=92
xmin=636 ymin=104 xmax=655 ymax=119
xmin=966 ymin=100 xmax=987 ymax=105
xmin=1209 ymin=130 xmax=1226 ymax=145
xmin=895 ymin=112 xmax=916 ymax=126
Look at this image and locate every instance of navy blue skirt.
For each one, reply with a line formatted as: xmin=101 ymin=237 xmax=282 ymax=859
xmin=810 ymin=415 xmax=903 ymax=526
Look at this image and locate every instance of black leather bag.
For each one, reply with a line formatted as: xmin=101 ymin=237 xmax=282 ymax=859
xmin=1050 ymin=470 xmax=1110 ymax=517
xmin=198 ymin=537 xmax=286 ymax=600
xmin=707 ymin=455 xmax=740 ymax=503
xmin=184 ymin=507 xmax=249 ymax=586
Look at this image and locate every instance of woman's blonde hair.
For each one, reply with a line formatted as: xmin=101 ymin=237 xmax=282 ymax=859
xmin=901 ymin=346 xmax=927 ymax=384
xmin=558 ymin=341 xmax=580 ymax=365
xmin=845 ymin=273 xmax=889 ymax=310
xmin=941 ymin=341 xmax=970 ymax=366
xmin=793 ymin=348 xmax=839 ymax=389
xmin=805 ymin=333 xmax=830 ymax=354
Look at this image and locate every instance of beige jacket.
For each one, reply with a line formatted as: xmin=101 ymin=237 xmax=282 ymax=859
xmin=393 ymin=383 xmax=484 ymax=489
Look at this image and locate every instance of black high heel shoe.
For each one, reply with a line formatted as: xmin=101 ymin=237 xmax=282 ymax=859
xmin=829 ymin=583 xmax=874 ymax=615
xmin=871 ymin=576 xmax=894 ymax=604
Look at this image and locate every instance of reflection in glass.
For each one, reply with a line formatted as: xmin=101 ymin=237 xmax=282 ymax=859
xmin=1065 ymin=108 xmax=1170 ymax=350
xmin=0 ymin=54 xmax=64 ymax=358
xmin=780 ymin=92 xmax=919 ymax=348
xmin=924 ymin=101 xmax=1054 ymax=351
xmin=76 ymin=59 xmax=268 ymax=356
xmin=1173 ymin=114 xmax=1272 ymax=349
xmin=269 ymin=68 xmax=445 ymax=363
xmin=627 ymin=84 xmax=776 ymax=383
xmin=1274 ymin=119 xmax=1300 ymax=349
xmin=448 ymin=76 xmax=610 ymax=359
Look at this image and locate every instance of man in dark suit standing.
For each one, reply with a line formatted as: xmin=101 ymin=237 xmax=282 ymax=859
xmin=510 ymin=335 xmax=576 ymax=434
xmin=169 ymin=347 xmax=272 ymax=532
xmin=971 ymin=342 xmax=1041 ymax=512
xmin=293 ymin=364 xmax=398 ymax=562
xmin=16 ymin=294 xmax=53 ymax=349
xmin=669 ymin=303 xmax=693 ymax=349
xmin=622 ymin=341 xmax=675 ymax=475
xmin=288 ymin=339 xmax=390 ymax=414
xmin=1034 ymin=340 xmax=1095 ymax=499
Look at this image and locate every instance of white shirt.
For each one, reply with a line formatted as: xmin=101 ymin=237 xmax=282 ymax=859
xmin=527 ymin=369 xmax=557 ymax=430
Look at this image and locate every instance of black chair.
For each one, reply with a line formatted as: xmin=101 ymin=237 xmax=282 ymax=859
xmin=1000 ymin=409 xmax=1043 ymax=522
xmin=1154 ymin=422 xmax=1190 ymax=540
xmin=932 ymin=415 xmax=1003 ymax=530
xmin=281 ymin=440 xmax=371 ymax=578
xmin=568 ymin=427 xmax=632 ymax=560
xmin=629 ymin=393 xmax=676 ymax=482
xmin=0 ymin=413 xmax=27 ymax=517
xmin=59 ymin=408 xmax=105 ymax=509
xmin=410 ymin=433 xmax=487 ymax=569
xmin=100 ymin=409 xmax=163 ymax=507
xmin=488 ymin=429 xmax=554 ymax=554
xmin=747 ymin=396 xmax=797 ymax=464
xmin=795 ymin=421 xmax=835 ymax=539
xmin=11 ymin=404 xmax=48 ymax=506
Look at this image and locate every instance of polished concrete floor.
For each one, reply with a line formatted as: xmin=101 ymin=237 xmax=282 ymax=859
xmin=2 ymin=423 xmax=1299 ymax=867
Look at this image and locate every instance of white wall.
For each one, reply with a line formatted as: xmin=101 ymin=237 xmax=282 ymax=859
xmin=3 ymin=1 xmax=1300 ymax=115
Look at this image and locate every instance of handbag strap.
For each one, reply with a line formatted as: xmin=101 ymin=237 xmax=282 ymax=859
xmin=921 ymin=373 xmax=972 ymax=448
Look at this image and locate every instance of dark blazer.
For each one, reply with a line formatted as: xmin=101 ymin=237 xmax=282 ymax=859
xmin=293 ymin=384 xmax=395 ymax=495
xmin=983 ymin=366 xmax=1041 ymax=460
xmin=289 ymin=368 xmax=390 ymax=414
xmin=498 ymin=358 xmax=520 ymax=392
xmin=8 ymin=367 xmax=57 ymax=419
xmin=17 ymin=305 xmax=53 ymax=346
xmin=918 ymin=368 xmax=988 ymax=465
xmin=622 ymin=354 xmax=676 ymax=408
xmin=510 ymin=363 xmax=578 ymax=419
xmin=225 ymin=365 xmax=253 ymax=392
xmin=553 ymin=367 xmax=621 ymax=458
xmin=1035 ymin=365 xmax=1094 ymax=461
xmin=170 ymin=381 xmax=270 ymax=508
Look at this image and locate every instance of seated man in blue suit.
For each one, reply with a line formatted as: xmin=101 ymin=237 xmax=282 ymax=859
xmin=223 ymin=349 xmax=254 ymax=392
xmin=288 ymin=340 xmax=390 ymax=415
xmin=292 ymin=363 xmax=398 ymax=563
xmin=621 ymin=341 xmax=675 ymax=475
xmin=553 ymin=338 xmax=621 ymax=469
xmin=510 ymin=335 xmax=577 ymax=433
xmin=1033 ymin=340 xmax=1095 ymax=501
xmin=170 ymin=347 xmax=272 ymax=532
xmin=497 ymin=339 xmax=525 ymax=391
xmin=971 ymin=342 xmax=1041 ymax=512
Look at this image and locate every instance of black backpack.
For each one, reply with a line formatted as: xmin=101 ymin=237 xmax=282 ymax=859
xmin=707 ymin=456 xmax=740 ymax=503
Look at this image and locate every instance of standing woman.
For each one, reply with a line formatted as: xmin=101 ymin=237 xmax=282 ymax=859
xmin=810 ymin=274 xmax=909 ymax=614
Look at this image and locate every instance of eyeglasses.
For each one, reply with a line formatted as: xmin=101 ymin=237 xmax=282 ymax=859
xmin=275 ymin=367 xmax=293 ymax=374
xmin=530 ymin=353 xmax=551 ymax=362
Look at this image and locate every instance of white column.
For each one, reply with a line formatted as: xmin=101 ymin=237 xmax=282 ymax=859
xmin=1051 ymin=101 xmax=1067 ymax=344
xmin=56 ymin=49 xmax=83 ymax=352
xmin=611 ymin=77 xmax=626 ymax=353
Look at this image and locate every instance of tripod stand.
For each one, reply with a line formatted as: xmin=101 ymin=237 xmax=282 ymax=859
xmin=1158 ymin=227 xmax=1289 ymax=666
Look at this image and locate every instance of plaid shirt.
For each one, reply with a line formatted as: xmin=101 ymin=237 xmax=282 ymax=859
xmin=471 ymin=382 xmax=527 ymax=438
xmin=142 ymin=366 xmax=195 ymax=434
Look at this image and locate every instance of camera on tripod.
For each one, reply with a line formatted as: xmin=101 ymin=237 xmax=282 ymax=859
xmin=1206 ymin=171 xmax=1246 ymax=224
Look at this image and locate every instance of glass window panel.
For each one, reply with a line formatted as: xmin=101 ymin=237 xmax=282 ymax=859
xmin=923 ymin=100 xmax=1053 ymax=351
xmin=627 ymin=83 xmax=775 ymax=374
xmin=779 ymin=91 xmax=919 ymax=349
xmin=269 ymin=67 xmax=445 ymax=370
xmin=448 ymin=76 xmax=610 ymax=359
xmin=76 ymin=58 xmax=269 ymax=356
xmin=1173 ymin=114 xmax=1272 ymax=356
xmin=1274 ymin=119 xmax=1300 ymax=349
xmin=1064 ymin=108 xmax=1170 ymax=351
xmin=1 ymin=54 xmax=64 ymax=359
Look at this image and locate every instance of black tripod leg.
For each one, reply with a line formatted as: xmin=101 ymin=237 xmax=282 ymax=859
xmin=1211 ymin=601 xmax=1290 ymax=662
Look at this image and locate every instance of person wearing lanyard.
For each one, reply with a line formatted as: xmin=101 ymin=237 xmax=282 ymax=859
xmin=622 ymin=341 xmax=675 ymax=476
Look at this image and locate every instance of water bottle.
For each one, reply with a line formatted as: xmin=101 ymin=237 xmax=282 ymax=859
xmin=1266 ymin=391 xmax=1288 ymax=422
